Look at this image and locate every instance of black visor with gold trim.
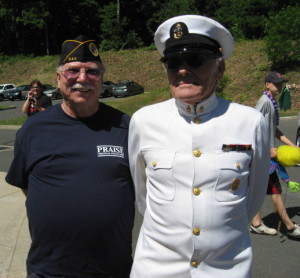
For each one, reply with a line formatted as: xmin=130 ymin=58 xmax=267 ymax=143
xmin=59 ymin=35 xmax=102 ymax=65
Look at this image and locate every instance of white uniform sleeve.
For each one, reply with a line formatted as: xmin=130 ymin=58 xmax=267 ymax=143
xmin=247 ymin=114 xmax=270 ymax=220
xmin=128 ymin=113 xmax=147 ymax=216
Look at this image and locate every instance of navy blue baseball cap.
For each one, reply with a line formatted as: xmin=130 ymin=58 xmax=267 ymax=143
xmin=59 ymin=35 xmax=102 ymax=65
xmin=265 ymin=72 xmax=287 ymax=83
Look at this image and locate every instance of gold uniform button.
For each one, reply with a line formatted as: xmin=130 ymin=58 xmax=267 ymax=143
xmin=199 ymin=106 xmax=204 ymax=113
xmin=193 ymin=188 xmax=201 ymax=196
xmin=231 ymin=178 xmax=240 ymax=191
xmin=193 ymin=117 xmax=201 ymax=124
xmin=193 ymin=227 xmax=200 ymax=235
xmin=191 ymin=260 xmax=198 ymax=267
xmin=186 ymin=106 xmax=191 ymax=113
xmin=235 ymin=162 xmax=241 ymax=169
xmin=152 ymin=161 xmax=157 ymax=167
xmin=193 ymin=149 xmax=201 ymax=157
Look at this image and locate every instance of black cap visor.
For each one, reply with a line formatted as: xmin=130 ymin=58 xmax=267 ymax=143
xmin=160 ymin=44 xmax=221 ymax=63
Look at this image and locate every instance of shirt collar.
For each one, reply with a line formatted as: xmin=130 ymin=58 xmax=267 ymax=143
xmin=175 ymin=93 xmax=219 ymax=118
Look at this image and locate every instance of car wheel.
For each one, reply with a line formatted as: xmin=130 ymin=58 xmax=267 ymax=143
xmin=0 ymin=94 xmax=3 ymax=101
xmin=296 ymin=127 xmax=300 ymax=147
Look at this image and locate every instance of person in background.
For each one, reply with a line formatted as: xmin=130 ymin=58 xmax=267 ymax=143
xmin=6 ymin=35 xmax=135 ymax=278
xmin=21 ymin=80 xmax=52 ymax=116
xmin=250 ymin=72 xmax=300 ymax=238
xmin=129 ymin=15 xmax=270 ymax=278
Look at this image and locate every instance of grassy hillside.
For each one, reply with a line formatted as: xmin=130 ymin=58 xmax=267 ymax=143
xmin=0 ymin=40 xmax=299 ymax=119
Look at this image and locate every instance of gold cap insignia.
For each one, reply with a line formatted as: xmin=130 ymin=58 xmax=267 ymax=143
xmin=173 ymin=23 xmax=183 ymax=39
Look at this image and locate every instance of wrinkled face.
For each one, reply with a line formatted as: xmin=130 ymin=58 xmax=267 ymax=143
xmin=164 ymin=54 xmax=225 ymax=105
xmin=266 ymin=82 xmax=283 ymax=98
xmin=56 ymin=61 xmax=104 ymax=106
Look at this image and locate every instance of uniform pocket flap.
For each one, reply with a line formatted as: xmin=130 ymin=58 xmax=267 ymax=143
xmin=142 ymin=149 xmax=175 ymax=169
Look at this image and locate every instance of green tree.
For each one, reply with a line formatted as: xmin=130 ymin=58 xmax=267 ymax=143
xmin=265 ymin=5 xmax=300 ymax=66
xmin=214 ymin=0 xmax=274 ymax=40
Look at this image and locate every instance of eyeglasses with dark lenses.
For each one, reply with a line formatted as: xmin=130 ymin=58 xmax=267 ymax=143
xmin=60 ymin=68 xmax=103 ymax=81
xmin=31 ymin=86 xmax=40 ymax=89
xmin=163 ymin=55 xmax=212 ymax=71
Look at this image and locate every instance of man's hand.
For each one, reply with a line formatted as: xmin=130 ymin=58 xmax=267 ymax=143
xmin=287 ymin=181 xmax=300 ymax=193
xmin=270 ymin=147 xmax=277 ymax=158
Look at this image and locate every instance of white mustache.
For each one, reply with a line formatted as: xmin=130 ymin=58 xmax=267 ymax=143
xmin=71 ymin=83 xmax=95 ymax=91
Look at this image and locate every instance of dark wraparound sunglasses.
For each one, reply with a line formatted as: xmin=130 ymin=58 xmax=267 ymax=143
xmin=162 ymin=54 xmax=215 ymax=71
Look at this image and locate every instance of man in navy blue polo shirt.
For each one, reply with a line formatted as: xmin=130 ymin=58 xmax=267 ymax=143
xmin=6 ymin=35 xmax=135 ymax=278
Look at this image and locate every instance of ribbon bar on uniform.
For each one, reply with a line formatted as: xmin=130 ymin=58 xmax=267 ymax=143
xmin=222 ymin=144 xmax=252 ymax=151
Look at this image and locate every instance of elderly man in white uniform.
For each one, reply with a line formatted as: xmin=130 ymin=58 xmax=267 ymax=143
xmin=129 ymin=15 xmax=270 ymax=278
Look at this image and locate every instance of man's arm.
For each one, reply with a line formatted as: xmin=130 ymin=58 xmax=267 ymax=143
xmin=276 ymin=128 xmax=298 ymax=147
xmin=247 ymin=114 xmax=270 ymax=220
xmin=128 ymin=113 xmax=147 ymax=216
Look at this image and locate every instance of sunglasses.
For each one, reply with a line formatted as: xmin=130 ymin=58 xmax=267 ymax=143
xmin=60 ymin=67 xmax=104 ymax=81
xmin=163 ymin=54 xmax=214 ymax=71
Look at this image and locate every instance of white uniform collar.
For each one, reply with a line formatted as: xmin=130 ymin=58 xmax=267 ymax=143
xmin=175 ymin=92 xmax=218 ymax=118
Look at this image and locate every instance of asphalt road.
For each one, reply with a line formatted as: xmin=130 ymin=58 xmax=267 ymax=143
xmin=0 ymin=107 xmax=299 ymax=277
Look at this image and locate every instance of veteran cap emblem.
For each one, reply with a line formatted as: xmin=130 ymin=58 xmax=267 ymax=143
xmin=89 ymin=42 xmax=99 ymax=57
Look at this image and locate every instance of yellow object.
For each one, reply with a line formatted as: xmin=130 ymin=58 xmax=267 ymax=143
xmin=277 ymin=145 xmax=300 ymax=167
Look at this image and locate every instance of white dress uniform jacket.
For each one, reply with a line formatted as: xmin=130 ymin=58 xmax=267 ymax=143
xmin=129 ymin=93 xmax=270 ymax=278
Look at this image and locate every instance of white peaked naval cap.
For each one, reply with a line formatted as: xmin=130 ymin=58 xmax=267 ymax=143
xmin=154 ymin=15 xmax=235 ymax=60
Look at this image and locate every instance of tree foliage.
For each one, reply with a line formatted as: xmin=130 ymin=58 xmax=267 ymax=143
xmin=0 ymin=0 xmax=298 ymax=68
xmin=265 ymin=5 xmax=300 ymax=66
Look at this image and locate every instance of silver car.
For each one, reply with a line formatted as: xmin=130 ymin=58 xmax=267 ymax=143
xmin=0 ymin=83 xmax=16 ymax=101
xmin=42 ymin=84 xmax=61 ymax=99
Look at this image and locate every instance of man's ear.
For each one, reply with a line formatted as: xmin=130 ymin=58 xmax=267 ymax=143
xmin=56 ymin=72 xmax=61 ymax=88
xmin=216 ymin=59 xmax=225 ymax=81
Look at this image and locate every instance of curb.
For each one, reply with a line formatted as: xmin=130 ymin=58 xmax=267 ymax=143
xmin=0 ymin=125 xmax=21 ymax=130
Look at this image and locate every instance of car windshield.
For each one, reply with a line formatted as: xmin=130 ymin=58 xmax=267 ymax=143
xmin=0 ymin=86 xmax=3 ymax=89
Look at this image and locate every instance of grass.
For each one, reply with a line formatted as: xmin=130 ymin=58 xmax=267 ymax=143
xmin=0 ymin=106 xmax=11 ymax=110
xmin=0 ymin=39 xmax=299 ymax=126
xmin=0 ymin=116 xmax=27 ymax=125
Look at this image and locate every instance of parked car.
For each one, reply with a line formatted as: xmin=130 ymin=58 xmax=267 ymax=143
xmin=8 ymin=85 xmax=31 ymax=101
xmin=42 ymin=84 xmax=61 ymax=99
xmin=100 ymin=81 xmax=116 ymax=98
xmin=0 ymin=83 xmax=16 ymax=101
xmin=113 ymin=80 xmax=144 ymax=98
xmin=296 ymin=112 xmax=300 ymax=147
